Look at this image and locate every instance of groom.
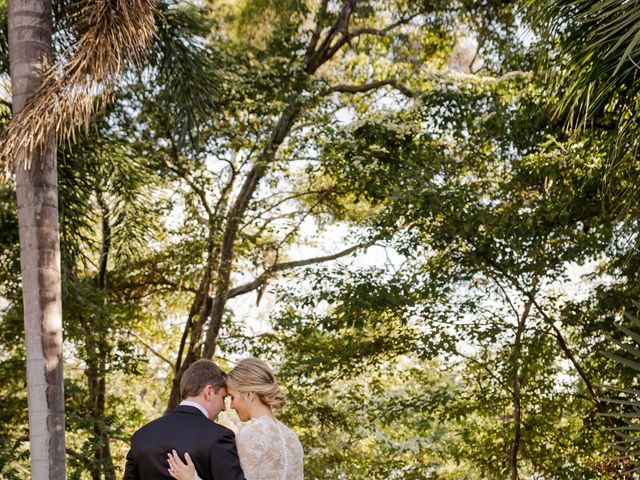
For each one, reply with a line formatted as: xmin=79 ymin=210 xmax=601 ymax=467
xmin=123 ymin=360 xmax=245 ymax=480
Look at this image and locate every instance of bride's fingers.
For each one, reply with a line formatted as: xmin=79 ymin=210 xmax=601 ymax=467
xmin=167 ymin=457 xmax=177 ymax=479
xmin=185 ymin=452 xmax=194 ymax=468
xmin=171 ymin=450 xmax=183 ymax=464
xmin=167 ymin=451 xmax=180 ymax=471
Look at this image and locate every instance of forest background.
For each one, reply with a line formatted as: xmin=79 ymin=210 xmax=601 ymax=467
xmin=1 ymin=0 xmax=640 ymax=479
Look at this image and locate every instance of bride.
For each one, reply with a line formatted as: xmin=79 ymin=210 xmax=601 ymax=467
xmin=168 ymin=357 xmax=304 ymax=480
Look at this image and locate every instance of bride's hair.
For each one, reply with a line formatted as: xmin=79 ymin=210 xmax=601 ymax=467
xmin=227 ymin=357 xmax=286 ymax=409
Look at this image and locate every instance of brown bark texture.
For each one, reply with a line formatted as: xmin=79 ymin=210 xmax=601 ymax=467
xmin=9 ymin=1 xmax=67 ymax=478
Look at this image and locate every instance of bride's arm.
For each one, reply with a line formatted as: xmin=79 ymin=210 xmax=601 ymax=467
xmin=235 ymin=429 xmax=261 ymax=480
xmin=167 ymin=450 xmax=200 ymax=480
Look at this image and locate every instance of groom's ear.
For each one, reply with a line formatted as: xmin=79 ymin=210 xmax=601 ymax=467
xmin=203 ymin=384 xmax=213 ymax=400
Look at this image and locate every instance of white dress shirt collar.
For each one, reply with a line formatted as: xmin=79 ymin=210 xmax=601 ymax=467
xmin=179 ymin=400 xmax=209 ymax=419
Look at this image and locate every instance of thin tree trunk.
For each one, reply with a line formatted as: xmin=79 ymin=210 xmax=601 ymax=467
xmin=97 ymin=194 xmax=110 ymax=291
xmin=85 ymin=351 xmax=115 ymax=480
xmin=84 ymin=195 xmax=116 ymax=480
xmin=165 ymin=0 xmax=363 ymax=410
xmin=202 ymin=101 xmax=301 ymax=360
xmin=198 ymin=0 xmax=361 ymax=359
xmin=174 ymin=269 xmax=209 ymax=375
xmin=166 ymin=242 xmax=217 ymax=413
xmin=509 ymin=297 xmax=533 ymax=480
xmin=9 ymin=1 xmax=66 ymax=478
xmin=480 ymin=253 xmax=610 ymax=421
xmin=86 ymin=362 xmax=101 ymax=480
xmin=90 ymin=355 xmax=115 ymax=480
xmin=164 ymin=102 xmax=302 ymax=413
xmin=166 ymin=294 xmax=213 ymax=412
xmin=96 ymin=196 xmax=115 ymax=480
xmin=164 ymin=1 xmax=362 ymax=409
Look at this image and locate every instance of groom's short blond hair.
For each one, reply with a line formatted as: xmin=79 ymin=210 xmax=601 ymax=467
xmin=180 ymin=359 xmax=227 ymax=399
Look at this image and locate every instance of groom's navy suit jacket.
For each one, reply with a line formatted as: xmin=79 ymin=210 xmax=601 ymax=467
xmin=123 ymin=405 xmax=245 ymax=480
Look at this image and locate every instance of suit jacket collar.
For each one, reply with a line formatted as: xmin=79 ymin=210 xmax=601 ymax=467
xmin=173 ymin=404 xmax=209 ymax=417
xmin=179 ymin=400 xmax=209 ymax=418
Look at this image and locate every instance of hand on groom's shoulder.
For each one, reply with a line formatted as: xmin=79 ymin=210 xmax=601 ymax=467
xmin=123 ymin=406 xmax=245 ymax=480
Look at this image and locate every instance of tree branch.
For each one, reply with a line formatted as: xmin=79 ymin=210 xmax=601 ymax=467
xmin=347 ymin=11 xmax=425 ymax=39
xmin=240 ymin=188 xmax=338 ymax=230
xmin=174 ymin=271 xmax=209 ymax=374
xmin=212 ymin=151 xmax=237 ymax=220
xmin=510 ymin=294 xmax=534 ymax=480
xmin=227 ymin=241 xmax=373 ymax=299
xmin=486 ymin=271 xmax=521 ymax=320
xmin=332 ymin=79 xmax=414 ymax=98
xmin=130 ymin=331 xmax=175 ymax=370
xmin=113 ymin=279 xmax=196 ymax=294
xmin=469 ymin=33 xmax=483 ymax=74
xmin=305 ymin=0 xmax=330 ymax=64
xmin=200 ymin=100 xmax=303 ymax=360
xmin=305 ymin=0 xmax=357 ymax=73
xmin=164 ymin=160 xmax=213 ymax=221
xmin=456 ymin=349 xmax=514 ymax=396
xmin=477 ymin=251 xmax=607 ymax=415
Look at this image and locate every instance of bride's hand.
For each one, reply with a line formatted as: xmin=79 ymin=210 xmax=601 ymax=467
xmin=167 ymin=450 xmax=197 ymax=480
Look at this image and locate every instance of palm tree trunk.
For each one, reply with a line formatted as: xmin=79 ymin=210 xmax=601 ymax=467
xmin=9 ymin=1 xmax=66 ymax=479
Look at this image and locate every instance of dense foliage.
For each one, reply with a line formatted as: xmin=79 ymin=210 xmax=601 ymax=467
xmin=1 ymin=0 xmax=639 ymax=479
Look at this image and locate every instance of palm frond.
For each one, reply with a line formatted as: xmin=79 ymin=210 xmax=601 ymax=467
xmin=534 ymin=0 xmax=640 ymax=143
xmin=602 ymin=307 xmax=640 ymax=467
xmin=0 ymin=0 xmax=8 ymax=75
xmin=0 ymin=0 xmax=159 ymax=176
xmin=150 ymin=2 xmax=223 ymax=147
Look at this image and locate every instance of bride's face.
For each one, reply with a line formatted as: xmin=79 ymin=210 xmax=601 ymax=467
xmin=228 ymin=387 xmax=251 ymax=421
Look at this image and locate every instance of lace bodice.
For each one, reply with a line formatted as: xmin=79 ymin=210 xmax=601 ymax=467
xmin=236 ymin=416 xmax=304 ymax=480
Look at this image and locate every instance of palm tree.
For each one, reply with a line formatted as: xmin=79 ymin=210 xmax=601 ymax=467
xmin=4 ymin=1 xmax=157 ymax=478
xmin=532 ymin=0 xmax=640 ymax=472
xmin=600 ymin=311 xmax=640 ymax=475
xmin=8 ymin=3 xmax=65 ymax=477
xmin=535 ymin=0 xmax=640 ymax=139
xmin=534 ymin=0 xmax=640 ymax=216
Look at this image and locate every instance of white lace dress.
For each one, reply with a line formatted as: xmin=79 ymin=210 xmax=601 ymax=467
xmin=193 ymin=416 xmax=304 ymax=480
xmin=236 ymin=416 xmax=304 ymax=480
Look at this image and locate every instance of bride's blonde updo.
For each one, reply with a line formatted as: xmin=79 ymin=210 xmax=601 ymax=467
xmin=227 ymin=357 xmax=286 ymax=409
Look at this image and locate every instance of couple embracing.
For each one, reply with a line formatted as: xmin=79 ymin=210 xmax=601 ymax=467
xmin=123 ymin=358 xmax=304 ymax=480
